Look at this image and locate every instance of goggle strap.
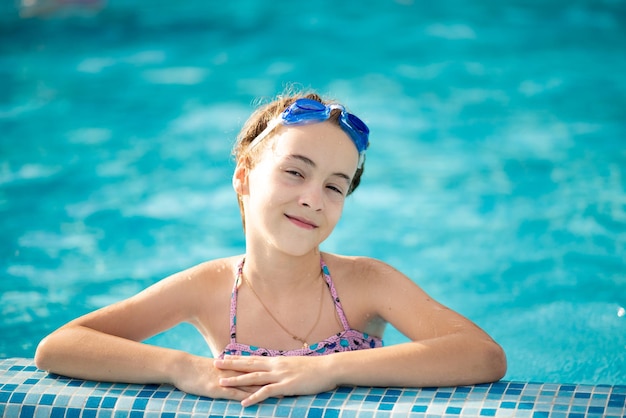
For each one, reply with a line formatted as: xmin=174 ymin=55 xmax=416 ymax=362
xmin=248 ymin=118 xmax=281 ymax=151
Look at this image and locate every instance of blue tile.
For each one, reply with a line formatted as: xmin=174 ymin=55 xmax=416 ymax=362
xmin=66 ymin=408 xmax=81 ymax=418
xmin=381 ymin=395 xmax=398 ymax=403
xmin=364 ymin=395 xmax=381 ymax=402
xmin=315 ymin=392 xmax=332 ymax=400
xmin=40 ymin=394 xmax=56 ymax=405
xmin=84 ymin=396 xmax=101 ymax=408
xmin=9 ymin=392 xmax=26 ymax=403
xmin=480 ymin=408 xmax=496 ymax=416
xmin=488 ymin=386 xmax=506 ymax=395
xmin=323 ymin=408 xmax=340 ymax=418
xmin=195 ymin=400 xmax=212 ymax=413
xmin=401 ymin=389 xmax=419 ymax=397
xmin=82 ymin=409 xmax=97 ymax=418
xmin=518 ymin=402 xmax=535 ymax=410
xmin=50 ymin=407 xmax=66 ymax=418
xmin=132 ymin=398 xmax=148 ymax=410
xmin=275 ymin=405 xmax=294 ymax=416
xmin=307 ymin=407 xmax=323 ymax=418
xmin=411 ymin=405 xmax=428 ymax=413
xmin=587 ymin=406 xmax=605 ymax=414
xmin=446 ymin=406 xmax=463 ymax=414
xmin=378 ymin=403 xmax=393 ymax=411
xmin=101 ymin=396 xmax=117 ymax=408
xmin=505 ymin=388 xmax=522 ymax=395
xmin=501 ymin=401 xmax=516 ymax=409
xmin=179 ymin=399 xmax=195 ymax=412
xmin=20 ymin=405 xmax=35 ymax=418
xmin=328 ymin=400 xmax=344 ymax=408
xmin=312 ymin=398 xmax=328 ymax=407
xmin=164 ymin=399 xmax=180 ymax=411
xmin=137 ymin=389 xmax=155 ymax=398
xmin=532 ymin=411 xmax=550 ymax=418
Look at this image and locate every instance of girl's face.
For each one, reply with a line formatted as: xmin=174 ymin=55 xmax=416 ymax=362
xmin=235 ymin=121 xmax=360 ymax=256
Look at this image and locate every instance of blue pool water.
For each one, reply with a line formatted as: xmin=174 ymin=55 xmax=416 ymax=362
xmin=1 ymin=0 xmax=625 ymax=387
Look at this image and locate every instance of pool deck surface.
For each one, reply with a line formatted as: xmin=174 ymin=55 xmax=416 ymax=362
xmin=1 ymin=358 xmax=624 ymax=417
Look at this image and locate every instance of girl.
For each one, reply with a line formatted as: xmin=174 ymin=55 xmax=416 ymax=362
xmin=35 ymin=90 xmax=506 ymax=407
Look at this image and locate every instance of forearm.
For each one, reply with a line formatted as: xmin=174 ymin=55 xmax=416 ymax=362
xmin=34 ymin=325 xmax=189 ymax=385
xmin=326 ymin=334 xmax=506 ymax=388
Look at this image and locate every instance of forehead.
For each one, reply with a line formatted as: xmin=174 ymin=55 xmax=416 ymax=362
xmin=269 ymin=121 xmax=359 ymax=173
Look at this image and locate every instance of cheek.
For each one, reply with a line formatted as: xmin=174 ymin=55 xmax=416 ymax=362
xmin=328 ymin=201 xmax=345 ymax=223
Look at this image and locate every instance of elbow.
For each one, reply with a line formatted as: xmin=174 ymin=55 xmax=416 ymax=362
xmin=482 ymin=340 xmax=507 ymax=383
xmin=34 ymin=332 xmax=64 ymax=373
xmin=34 ymin=335 xmax=52 ymax=371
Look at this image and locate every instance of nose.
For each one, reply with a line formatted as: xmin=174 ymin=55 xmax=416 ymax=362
xmin=299 ymin=183 xmax=324 ymax=211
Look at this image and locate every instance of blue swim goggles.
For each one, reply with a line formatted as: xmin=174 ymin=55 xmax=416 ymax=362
xmin=248 ymin=98 xmax=370 ymax=167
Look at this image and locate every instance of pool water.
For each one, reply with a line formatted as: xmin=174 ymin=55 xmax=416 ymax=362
xmin=1 ymin=0 xmax=625 ymax=386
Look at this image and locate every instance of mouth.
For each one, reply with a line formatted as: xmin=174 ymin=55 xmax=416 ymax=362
xmin=285 ymin=214 xmax=318 ymax=230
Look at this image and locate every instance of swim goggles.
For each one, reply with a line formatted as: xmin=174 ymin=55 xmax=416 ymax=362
xmin=247 ymin=98 xmax=370 ymax=167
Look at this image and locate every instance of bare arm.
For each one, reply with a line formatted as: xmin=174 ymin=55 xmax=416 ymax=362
xmin=324 ymin=258 xmax=506 ymax=388
xmin=34 ymin=262 xmax=252 ymax=401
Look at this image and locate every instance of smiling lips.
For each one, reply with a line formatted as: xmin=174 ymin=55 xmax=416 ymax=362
xmin=285 ymin=214 xmax=318 ymax=230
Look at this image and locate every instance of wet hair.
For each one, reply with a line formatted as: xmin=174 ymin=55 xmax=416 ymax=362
xmin=232 ymin=90 xmax=366 ymax=230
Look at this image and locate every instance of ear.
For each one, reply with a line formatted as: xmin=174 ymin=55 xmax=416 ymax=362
xmin=232 ymin=157 xmax=250 ymax=196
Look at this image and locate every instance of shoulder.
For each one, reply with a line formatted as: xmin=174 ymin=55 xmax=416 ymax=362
xmin=164 ymin=255 xmax=242 ymax=291
xmin=322 ymin=253 xmax=405 ymax=284
xmin=322 ymin=253 xmax=428 ymax=310
xmin=141 ymin=256 xmax=242 ymax=309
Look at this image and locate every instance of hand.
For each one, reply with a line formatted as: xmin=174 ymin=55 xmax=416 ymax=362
xmin=214 ymin=355 xmax=337 ymax=407
xmin=171 ymin=354 xmax=262 ymax=402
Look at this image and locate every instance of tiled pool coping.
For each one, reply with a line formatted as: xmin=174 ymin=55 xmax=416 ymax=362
xmin=1 ymin=358 xmax=624 ymax=417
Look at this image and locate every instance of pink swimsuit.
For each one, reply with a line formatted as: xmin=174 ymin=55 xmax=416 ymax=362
xmin=219 ymin=258 xmax=383 ymax=358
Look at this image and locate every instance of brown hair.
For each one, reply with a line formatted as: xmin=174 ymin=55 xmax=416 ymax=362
xmin=232 ymin=90 xmax=366 ymax=230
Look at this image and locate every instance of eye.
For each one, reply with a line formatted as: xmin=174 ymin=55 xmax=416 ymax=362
xmin=286 ymin=169 xmax=304 ymax=178
xmin=326 ymin=184 xmax=345 ymax=196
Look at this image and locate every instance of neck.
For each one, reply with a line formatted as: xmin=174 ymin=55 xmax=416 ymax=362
xmin=242 ymin=248 xmax=322 ymax=291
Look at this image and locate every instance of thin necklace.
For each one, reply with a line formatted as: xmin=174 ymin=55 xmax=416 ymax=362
xmin=242 ymin=269 xmax=325 ymax=349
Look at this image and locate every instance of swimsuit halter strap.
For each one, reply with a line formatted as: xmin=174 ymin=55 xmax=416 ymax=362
xmin=319 ymin=258 xmax=351 ymax=331
xmin=228 ymin=259 xmax=244 ymax=344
